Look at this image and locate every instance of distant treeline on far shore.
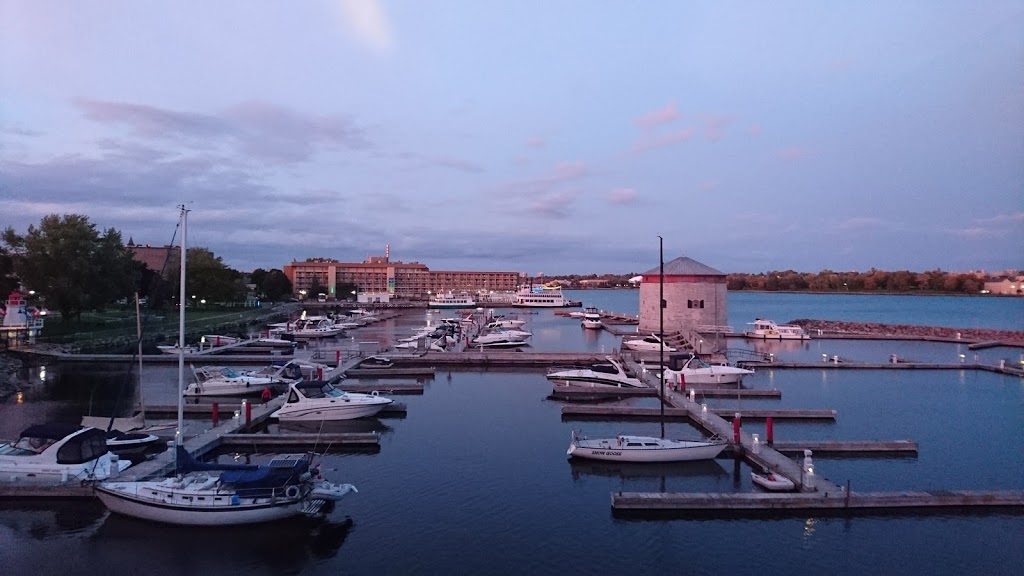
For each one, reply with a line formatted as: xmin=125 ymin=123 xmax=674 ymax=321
xmin=553 ymin=269 xmax=1021 ymax=295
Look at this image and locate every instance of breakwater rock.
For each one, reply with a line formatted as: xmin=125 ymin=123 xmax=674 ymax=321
xmin=791 ymin=319 xmax=1024 ymax=346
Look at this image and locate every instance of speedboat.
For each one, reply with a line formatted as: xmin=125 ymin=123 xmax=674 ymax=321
xmin=271 ymin=380 xmax=394 ymax=421
xmin=484 ymin=317 xmax=526 ymax=330
xmin=96 ymin=446 xmax=357 ymax=526
xmin=623 ymin=333 xmax=677 ymax=352
xmin=566 ymin=431 xmax=728 ymax=463
xmin=183 ymin=364 xmax=297 ymax=397
xmin=751 ymin=469 xmax=796 ymax=491
xmin=661 ymin=354 xmax=755 ymax=385
xmin=0 ymin=423 xmax=132 ymax=484
xmin=470 ymin=331 xmax=530 ymax=348
xmin=546 ymin=356 xmax=643 ymax=388
xmin=744 ymin=318 xmax=810 ymax=340
xmin=271 ymin=318 xmax=344 ymax=340
xmin=581 ymin=307 xmax=602 ymax=330
xmin=358 ymin=355 xmax=394 ymax=369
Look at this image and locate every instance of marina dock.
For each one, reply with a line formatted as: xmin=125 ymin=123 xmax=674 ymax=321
xmin=561 ymin=405 xmax=837 ymax=421
xmin=610 ymin=490 xmax=1024 ymax=516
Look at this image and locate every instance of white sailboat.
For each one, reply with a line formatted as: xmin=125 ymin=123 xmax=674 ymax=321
xmin=95 ymin=206 xmax=357 ymax=525
xmin=566 ymin=237 xmax=728 ymax=464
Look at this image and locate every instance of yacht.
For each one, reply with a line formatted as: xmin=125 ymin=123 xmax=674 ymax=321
xmin=744 ymin=318 xmax=811 ymax=340
xmin=0 ymin=423 xmax=132 ymax=484
xmin=661 ymin=354 xmax=755 ymax=385
xmin=183 ymin=363 xmax=301 ymax=397
xmin=546 ymin=357 xmax=643 ymax=388
xmin=623 ymin=333 xmax=677 ymax=353
xmin=271 ymin=380 xmax=394 ymax=421
xmin=581 ymin=307 xmax=602 ymax=329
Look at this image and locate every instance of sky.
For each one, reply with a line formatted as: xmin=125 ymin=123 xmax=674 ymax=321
xmin=1 ymin=1 xmax=1022 ymax=276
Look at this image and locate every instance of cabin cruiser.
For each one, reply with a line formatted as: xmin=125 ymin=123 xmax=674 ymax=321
xmin=546 ymin=356 xmax=643 ymax=388
xmin=271 ymin=379 xmax=394 ymax=421
xmin=623 ymin=333 xmax=677 ymax=353
xmin=183 ymin=363 xmax=302 ymax=397
xmin=0 ymin=423 xmax=132 ymax=484
xmin=484 ymin=317 xmax=526 ymax=330
xmin=581 ymin=307 xmax=602 ymax=329
xmin=357 ymin=355 xmax=395 ymax=369
xmin=270 ymin=317 xmax=344 ymax=340
xmin=744 ymin=318 xmax=811 ymax=340
xmin=661 ymin=354 xmax=755 ymax=385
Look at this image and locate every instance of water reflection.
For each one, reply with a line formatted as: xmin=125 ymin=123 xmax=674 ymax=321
xmin=275 ymin=417 xmax=392 ymax=435
xmin=568 ymin=458 xmax=728 ymax=482
xmin=91 ymin=513 xmax=354 ymax=570
xmin=0 ymin=500 xmax=107 ymax=539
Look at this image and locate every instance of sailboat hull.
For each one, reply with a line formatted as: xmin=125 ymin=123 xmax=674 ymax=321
xmin=567 ymin=435 xmax=727 ymax=463
xmin=95 ymin=482 xmax=307 ymax=526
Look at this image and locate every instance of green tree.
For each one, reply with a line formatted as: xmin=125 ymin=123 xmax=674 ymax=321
xmin=166 ymin=247 xmax=246 ymax=304
xmin=261 ymin=269 xmax=293 ymax=301
xmin=0 ymin=244 xmax=17 ymax=298
xmin=2 ymin=214 xmax=137 ymax=321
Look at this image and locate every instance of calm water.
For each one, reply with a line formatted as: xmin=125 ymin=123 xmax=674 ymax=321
xmin=2 ymin=292 xmax=1023 ymax=575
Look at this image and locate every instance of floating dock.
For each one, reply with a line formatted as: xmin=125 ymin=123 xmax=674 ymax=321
xmin=561 ymin=406 xmax=836 ymax=421
xmin=610 ymin=490 xmax=1024 ymax=516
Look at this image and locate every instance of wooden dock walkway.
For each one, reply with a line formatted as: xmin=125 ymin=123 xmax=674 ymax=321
xmin=611 ymin=490 xmax=1024 ymax=515
xmin=550 ymin=385 xmax=781 ymax=400
xmin=722 ymin=440 xmax=918 ymax=457
xmin=561 ymin=406 xmax=836 ymax=421
xmin=219 ymin=432 xmax=379 ymax=449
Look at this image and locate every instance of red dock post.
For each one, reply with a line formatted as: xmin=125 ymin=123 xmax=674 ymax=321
xmin=766 ymin=417 xmax=774 ymax=446
xmin=679 ymin=373 xmax=686 ymax=391
xmin=317 ymin=367 xmax=324 ymax=381
xmin=211 ymin=402 xmax=219 ymax=427
xmin=244 ymin=400 xmax=252 ymax=426
xmin=733 ymin=412 xmax=742 ymax=444
xmin=336 ymin=350 xmax=341 ymax=365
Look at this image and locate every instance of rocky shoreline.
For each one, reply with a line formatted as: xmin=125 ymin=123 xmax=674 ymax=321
xmin=791 ymin=319 xmax=1024 ymax=346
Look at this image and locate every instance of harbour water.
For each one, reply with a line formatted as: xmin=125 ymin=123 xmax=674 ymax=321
xmin=2 ymin=291 xmax=1022 ymax=575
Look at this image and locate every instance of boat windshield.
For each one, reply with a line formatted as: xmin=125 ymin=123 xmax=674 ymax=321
xmin=317 ymin=384 xmax=348 ymax=399
xmin=219 ymin=368 xmax=242 ymax=378
xmin=9 ymin=436 xmax=56 ymax=454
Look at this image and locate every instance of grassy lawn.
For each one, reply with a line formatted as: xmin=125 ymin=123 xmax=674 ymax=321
xmin=39 ymin=304 xmax=296 ymax=344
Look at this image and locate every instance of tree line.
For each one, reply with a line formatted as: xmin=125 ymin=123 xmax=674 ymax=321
xmin=1 ymin=214 xmax=293 ymax=322
xmin=550 ymin=269 xmax=1014 ymax=294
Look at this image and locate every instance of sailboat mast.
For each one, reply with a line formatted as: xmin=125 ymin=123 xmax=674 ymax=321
xmin=176 ymin=207 xmax=188 ymax=456
xmin=136 ymin=292 xmax=145 ymax=425
xmin=658 ymin=235 xmax=665 ymax=439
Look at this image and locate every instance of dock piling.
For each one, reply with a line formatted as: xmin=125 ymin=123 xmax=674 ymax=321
xmin=212 ymin=402 xmax=220 ymax=426
xmin=766 ymin=417 xmax=774 ymax=446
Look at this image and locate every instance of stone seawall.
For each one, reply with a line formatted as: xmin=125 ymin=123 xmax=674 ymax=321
xmin=791 ymin=319 xmax=1024 ymax=346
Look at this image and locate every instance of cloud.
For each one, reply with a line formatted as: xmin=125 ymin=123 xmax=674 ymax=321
xmin=974 ymin=212 xmax=1024 ymax=225
xmin=425 ymin=155 xmax=485 ymax=174
xmin=77 ymin=99 xmax=367 ymax=164
xmin=496 ymin=160 xmax=588 ymax=219
xmin=527 ymin=137 xmax=545 ymax=149
xmin=607 ymin=187 xmax=638 ymax=205
xmin=699 ymin=180 xmax=719 ymax=192
xmin=748 ymin=123 xmax=762 ymax=135
xmin=635 ymin=102 xmax=679 ymax=129
xmin=701 ymin=115 xmax=731 ymax=141
xmin=526 ymin=188 xmax=578 ymax=218
xmin=955 ymin=227 xmax=1004 ymax=239
xmin=836 ymin=217 xmax=886 ymax=231
xmin=632 ymin=129 xmax=693 ymax=153
xmin=338 ymin=0 xmax=394 ymax=52
xmin=778 ymin=146 xmax=806 ymax=160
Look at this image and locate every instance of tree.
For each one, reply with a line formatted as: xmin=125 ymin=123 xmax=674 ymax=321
xmin=166 ymin=247 xmax=246 ymax=304
xmin=0 ymin=244 xmax=17 ymax=298
xmin=261 ymin=269 xmax=292 ymax=301
xmin=249 ymin=269 xmax=268 ymax=294
xmin=3 ymin=214 xmax=138 ymax=321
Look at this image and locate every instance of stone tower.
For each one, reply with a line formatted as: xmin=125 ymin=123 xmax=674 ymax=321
xmin=638 ymin=256 xmax=727 ymax=335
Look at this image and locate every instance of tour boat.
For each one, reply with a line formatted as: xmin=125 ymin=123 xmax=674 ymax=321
xmin=512 ymin=285 xmax=569 ymax=308
xmin=271 ymin=380 xmax=394 ymax=421
xmin=751 ymin=469 xmax=796 ymax=491
xmin=744 ymin=318 xmax=810 ymax=340
xmin=623 ymin=333 xmax=677 ymax=353
xmin=581 ymin=307 xmax=602 ymax=330
xmin=0 ymin=423 xmax=132 ymax=484
xmin=661 ymin=354 xmax=755 ymax=385
xmin=428 ymin=293 xmax=477 ymax=308
xmin=546 ymin=356 xmax=643 ymax=388
xmin=566 ymin=431 xmax=728 ymax=463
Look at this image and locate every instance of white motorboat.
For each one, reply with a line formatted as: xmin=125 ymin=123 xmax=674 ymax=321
xmin=428 ymin=293 xmax=477 ymax=308
xmin=484 ymin=317 xmax=526 ymax=330
xmin=470 ymin=338 xmax=529 ymax=349
xmin=581 ymin=307 xmax=602 ymax=330
xmin=546 ymin=356 xmax=643 ymax=388
xmin=661 ymin=354 xmax=755 ymax=385
xmin=157 ymin=343 xmax=200 ymax=355
xmin=744 ymin=318 xmax=810 ymax=340
xmin=271 ymin=318 xmax=343 ymax=339
xmin=623 ymin=333 xmax=677 ymax=353
xmin=566 ymin=431 xmax=728 ymax=463
xmin=751 ymin=469 xmax=796 ymax=491
xmin=95 ymin=207 xmax=358 ymax=526
xmin=271 ymin=380 xmax=394 ymax=421
xmin=183 ymin=364 xmax=297 ymax=397
xmin=471 ymin=331 xmax=530 ymax=348
xmin=0 ymin=423 xmax=132 ymax=484
xmin=357 ymin=355 xmax=394 ymax=369
xmin=96 ymin=446 xmax=357 ymax=526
